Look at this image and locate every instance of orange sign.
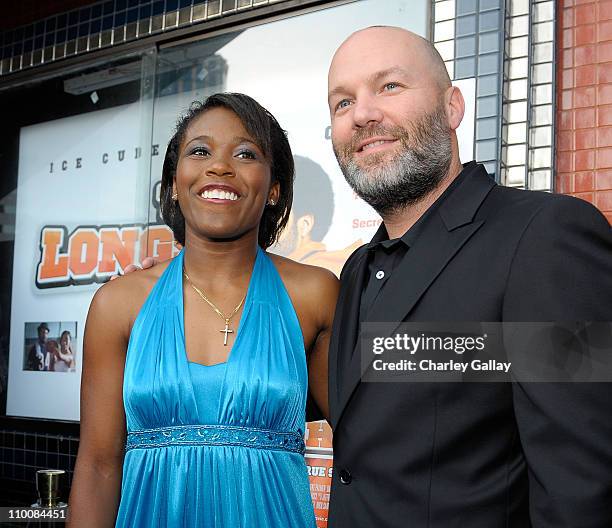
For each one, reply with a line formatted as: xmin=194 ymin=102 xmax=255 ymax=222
xmin=36 ymin=224 xmax=178 ymax=288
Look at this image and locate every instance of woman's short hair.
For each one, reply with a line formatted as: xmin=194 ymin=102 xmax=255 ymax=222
xmin=160 ymin=93 xmax=294 ymax=249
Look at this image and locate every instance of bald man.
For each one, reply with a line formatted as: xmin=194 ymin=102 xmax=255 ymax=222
xmin=326 ymin=27 xmax=612 ymax=527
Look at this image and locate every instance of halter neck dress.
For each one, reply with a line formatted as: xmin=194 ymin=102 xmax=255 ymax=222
xmin=115 ymin=247 xmax=315 ymax=527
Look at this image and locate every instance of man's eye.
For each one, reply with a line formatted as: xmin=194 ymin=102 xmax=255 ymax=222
xmin=336 ymin=99 xmax=352 ymax=111
xmin=384 ymin=82 xmax=399 ymax=91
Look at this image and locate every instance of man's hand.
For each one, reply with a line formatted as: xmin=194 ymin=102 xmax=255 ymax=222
xmin=109 ymin=257 xmax=159 ymax=281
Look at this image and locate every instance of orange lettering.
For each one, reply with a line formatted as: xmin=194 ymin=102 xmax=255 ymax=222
xmin=38 ymin=229 xmax=69 ymax=280
xmin=99 ymin=228 xmax=139 ymax=273
xmin=140 ymin=226 xmax=174 ymax=263
xmin=69 ymin=230 xmax=99 ymax=276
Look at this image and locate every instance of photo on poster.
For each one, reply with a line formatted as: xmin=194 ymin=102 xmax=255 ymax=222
xmin=23 ymin=321 xmax=77 ymax=373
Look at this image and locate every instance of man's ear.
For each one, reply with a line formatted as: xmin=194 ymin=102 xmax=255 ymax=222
xmin=446 ymin=85 xmax=465 ymax=131
xmin=296 ymin=214 xmax=314 ymax=238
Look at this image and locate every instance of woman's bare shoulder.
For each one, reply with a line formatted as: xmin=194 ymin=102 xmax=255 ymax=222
xmin=88 ymin=259 xmax=173 ymax=329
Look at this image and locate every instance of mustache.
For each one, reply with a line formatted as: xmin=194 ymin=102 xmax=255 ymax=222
xmin=336 ymin=125 xmax=404 ymax=157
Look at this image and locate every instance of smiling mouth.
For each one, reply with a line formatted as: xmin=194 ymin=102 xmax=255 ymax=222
xmin=200 ymin=188 xmax=239 ymax=201
xmin=357 ymin=139 xmax=398 ymax=154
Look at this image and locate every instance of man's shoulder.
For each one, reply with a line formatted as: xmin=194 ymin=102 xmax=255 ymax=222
xmin=485 ymin=185 xmax=604 ymax=228
xmin=338 ymin=243 xmax=369 ymax=280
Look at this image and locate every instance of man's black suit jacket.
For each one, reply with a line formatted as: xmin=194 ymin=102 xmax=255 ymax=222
xmin=327 ymin=162 xmax=612 ymax=527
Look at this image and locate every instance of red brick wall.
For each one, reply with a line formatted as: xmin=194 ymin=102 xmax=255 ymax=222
xmin=557 ymin=0 xmax=612 ymax=225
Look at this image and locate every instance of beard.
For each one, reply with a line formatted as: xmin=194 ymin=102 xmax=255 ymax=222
xmin=333 ymin=103 xmax=453 ymax=217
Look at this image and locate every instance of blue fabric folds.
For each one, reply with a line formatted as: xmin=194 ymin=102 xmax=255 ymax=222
xmin=115 ymin=248 xmax=316 ymax=527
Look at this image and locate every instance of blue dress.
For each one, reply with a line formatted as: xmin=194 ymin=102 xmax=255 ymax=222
xmin=115 ymin=248 xmax=316 ymax=527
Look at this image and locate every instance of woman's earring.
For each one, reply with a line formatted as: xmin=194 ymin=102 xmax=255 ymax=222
xmin=172 ymin=193 xmax=178 ymax=201
xmin=268 ymin=199 xmax=276 ymax=206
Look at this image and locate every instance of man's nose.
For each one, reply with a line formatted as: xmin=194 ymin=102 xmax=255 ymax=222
xmin=352 ymin=96 xmax=384 ymax=128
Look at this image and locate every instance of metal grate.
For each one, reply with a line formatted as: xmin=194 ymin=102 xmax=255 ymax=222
xmin=0 ymin=0 xmax=288 ymax=76
xmin=501 ymin=0 xmax=555 ymax=190
xmin=0 ymin=430 xmax=78 ymax=487
xmin=434 ymin=0 xmax=506 ymax=180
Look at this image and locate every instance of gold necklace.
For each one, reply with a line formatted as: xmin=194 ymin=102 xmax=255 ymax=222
xmin=183 ymin=269 xmax=246 ymax=346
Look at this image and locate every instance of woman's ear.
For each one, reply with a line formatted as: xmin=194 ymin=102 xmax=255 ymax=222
xmin=268 ymin=181 xmax=280 ymax=206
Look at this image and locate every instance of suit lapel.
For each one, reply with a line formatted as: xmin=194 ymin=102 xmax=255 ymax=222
xmin=328 ymin=248 xmax=368 ymax=428
xmin=333 ymin=165 xmax=496 ymax=427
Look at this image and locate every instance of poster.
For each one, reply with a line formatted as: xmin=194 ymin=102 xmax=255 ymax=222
xmin=10 ymin=0 xmax=449 ymax=422
xmin=8 ymin=2 xmax=474 ymax=524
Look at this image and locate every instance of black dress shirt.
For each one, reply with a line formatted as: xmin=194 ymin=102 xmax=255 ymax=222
xmin=358 ymin=163 xmax=475 ymax=322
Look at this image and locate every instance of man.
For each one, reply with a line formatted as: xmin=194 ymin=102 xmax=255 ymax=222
xmin=27 ymin=322 xmax=50 ymax=371
xmin=325 ymin=26 xmax=612 ymax=527
xmin=273 ymin=155 xmax=361 ymax=276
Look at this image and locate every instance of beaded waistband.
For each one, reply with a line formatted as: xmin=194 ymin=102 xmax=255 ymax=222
xmin=126 ymin=424 xmax=305 ymax=455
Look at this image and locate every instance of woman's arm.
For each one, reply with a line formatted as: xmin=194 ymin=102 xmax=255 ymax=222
xmin=68 ymin=281 xmax=131 ymax=527
xmin=305 ymin=268 xmax=339 ymax=422
xmin=57 ymin=348 xmax=73 ymax=364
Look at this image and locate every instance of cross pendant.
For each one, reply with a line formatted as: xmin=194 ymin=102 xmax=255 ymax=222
xmin=220 ymin=320 xmax=234 ymax=346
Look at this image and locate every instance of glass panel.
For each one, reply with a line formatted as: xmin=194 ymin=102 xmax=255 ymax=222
xmin=456 ymin=35 xmax=476 ymax=57
xmin=479 ymin=11 xmax=500 ymax=33
xmin=508 ymin=122 xmax=527 ymax=144
xmin=510 ymin=15 xmax=529 ymax=36
xmin=478 ymin=53 xmax=499 ymax=75
xmin=455 ymin=56 xmax=477 ymax=78
xmin=532 ymin=84 xmax=552 ymax=105
xmin=533 ymin=42 xmax=553 ymax=64
xmin=476 ymin=139 xmax=497 ymax=161
xmin=509 ymin=57 xmax=528 ymax=79
xmin=506 ymin=165 xmax=526 ymax=186
xmin=534 ymin=2 xmax=554 ymax=23
xmin=528 ymin=169 xmax=552 ymax=190
xmin=508 ymin=101 xmax=527 ymax=123
xmin=509 ymin=79 xmax=528 ymax=100
xmin=456 ymin=0 xmax=477 ymax=16
xmin=534 ymin=21 xmax=554 ymax=43
xmin=477 ymin=95 xmax=499 ymax=117
xmin=532 ymin=105 xmax=553 ymax=126
xmin=435 ymin=0 xmax=456 ymax=22
xmin=480 ymin=0 xmax=501 ymax=10
xmin=1 ymin=49 xmax=155 ymax=421
xmin=530 ymin=147 xmax=552 ymax=169
xmin=456 ymin=15 xmax=477 ymax=36
xmin=510 ymin=0 xmax=529 ymax=16
xmin=478 ymin=74 xmax=499 ymax=96
xmin=532 ymin=63 xmax=552 ymax=84
xmin=435 ymin=20 xmax=455 ymax=41
xmin=479 ymin=31 xmax=500 ymax=53
xmin=530 ymin=125 xmax=552 ymax=147
xmin=477 ymin=116 xmax=498 ymax=139
xmin=509 ymin=36 xmax=528 ymax=58
xmin=435 ymin=40 xmax=454 ymax=61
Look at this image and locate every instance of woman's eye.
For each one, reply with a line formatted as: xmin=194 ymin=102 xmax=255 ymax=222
xmin=384 ymin=82 xmax=399 ymax=91
xmin=236 ymin=150 xmax=256 ymax=160
xmin=190 ymin=146 xmax=209 ymax=156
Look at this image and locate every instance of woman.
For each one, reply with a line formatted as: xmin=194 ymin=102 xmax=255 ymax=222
xmin=68 ymin=93 xmax=337 ymax=527
xmin=53 ymin=330 xmax=75 ymax=372
xmin=44 ymin=339 xmax=59 ymax=371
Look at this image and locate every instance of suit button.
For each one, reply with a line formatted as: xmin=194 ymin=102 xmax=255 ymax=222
xmin=339 ymin=468 xmax=352 ymax=485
